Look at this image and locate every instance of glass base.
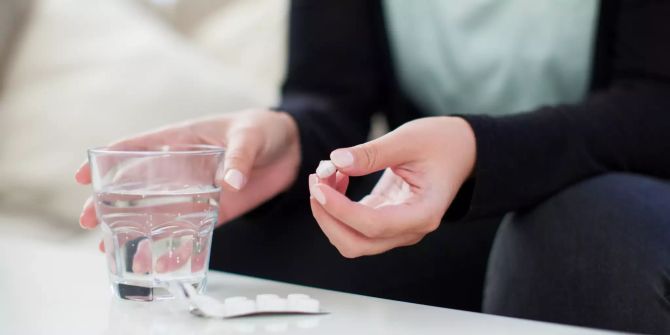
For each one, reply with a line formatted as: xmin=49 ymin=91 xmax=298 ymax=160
xmin=111 ymin=277 xmax=207 ymax=302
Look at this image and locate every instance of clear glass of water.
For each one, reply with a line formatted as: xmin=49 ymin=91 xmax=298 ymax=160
xmin=88 ymin=145 xmax=224 ymax=301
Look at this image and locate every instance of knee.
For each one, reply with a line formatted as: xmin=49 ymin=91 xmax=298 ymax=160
xmin=484 ymin=173 xmax=670 ymax=333
xmin=503 ymin=173 xmax=670 ymax=256
xmin=494 ymin=173 xmax=670 ymax=260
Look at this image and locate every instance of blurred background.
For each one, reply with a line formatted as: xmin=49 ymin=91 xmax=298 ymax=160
xmin=0 ymin=0 xmax=287 ymax=241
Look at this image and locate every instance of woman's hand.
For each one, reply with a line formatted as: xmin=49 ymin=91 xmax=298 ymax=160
xmin=308 ymin=116 xmax=476 ymax=258
xmin=76 ymin=109 xmax=301 ymax=233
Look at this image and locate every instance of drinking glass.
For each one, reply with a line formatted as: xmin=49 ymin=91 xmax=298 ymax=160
xmin=88 ymin=145 xmax=224 ymax=301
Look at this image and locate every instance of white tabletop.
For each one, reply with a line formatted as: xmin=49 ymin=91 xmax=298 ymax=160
xmin=0 ymin=223 xmax=617 ymax=335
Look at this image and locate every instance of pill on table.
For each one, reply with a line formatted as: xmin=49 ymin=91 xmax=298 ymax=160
xmin=316 ymin=160 xmax=337 ymax=179
xmin=287 ymin=293 xmax=310 ymax=301
xmin=256 ymin=293 xmax=279 ymax=303
xmin=256 ymin=294 xmax=287 ymax=312
xmin=288 ymin=297 xmax=320 ymax=313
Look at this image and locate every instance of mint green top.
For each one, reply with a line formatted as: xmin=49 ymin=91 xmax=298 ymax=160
xmin=383 ymin=0 xmax=599 ymax=116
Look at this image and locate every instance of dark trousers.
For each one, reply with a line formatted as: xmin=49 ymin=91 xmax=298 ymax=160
xmin=210 ymin=173 xmax=500 ymax=311
xmin=484 ymin=173 xmax=670 ymax=334
xmin=210 ymin=173 xmax=670 ymax=334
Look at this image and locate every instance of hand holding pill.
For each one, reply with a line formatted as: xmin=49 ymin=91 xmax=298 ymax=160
xmin=308 ymin=117 xmax=477 ymax=258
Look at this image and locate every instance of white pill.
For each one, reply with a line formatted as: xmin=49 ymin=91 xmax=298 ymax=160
xmin=256 ymin=294 xmax=287 ymax=312
xmin=224 ymin=298 xmax=256 ymax=317
xmin=193 ymin=296 xmax=227 ymax=317
xmin=287 ymin=293 xmax=310 ymax=301
xmin=316 ymin=160 xmax=337 ymax=179
xmin=256 ymin=294 xmax=279 ymax=304
xmin=288 ymin=297 xmax=320 ymax=313
xmin=287 ymin=294 xmax=309 ymax=311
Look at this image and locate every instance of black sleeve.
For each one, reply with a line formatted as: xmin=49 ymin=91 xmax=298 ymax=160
xmin=454 ymin=1 xmax=670 ymax=220
xmin=275 ymin=0 xmax=388 ymax=204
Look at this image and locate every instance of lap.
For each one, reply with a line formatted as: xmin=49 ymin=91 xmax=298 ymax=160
xmin=484 ymin=173 xmax=670 ymax=333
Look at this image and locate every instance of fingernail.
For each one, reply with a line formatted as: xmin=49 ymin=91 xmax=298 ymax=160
xmin=309 ymin=174 xmax=318 ymax=185
xmin=224 ymin=169 xmax=245 ymax=190
xmin=311 ymin=185 xmax=326 ymax=205
xmin=80 ymin=215 xmax=95 ymax=229
xmin=82 ymin=197 xmax=93 ymax=210
xmin=75 ymin=160 xmax=88 ymax=182
xmin=331 ymin=150 xmax=354 ymax=168
xmin=79 ymin=198 xmax=94 ymax=229
xmin=316 ymin=160 xmax=337 ymax=179
xmin=79 ymin=213 xmax=87 ymax=229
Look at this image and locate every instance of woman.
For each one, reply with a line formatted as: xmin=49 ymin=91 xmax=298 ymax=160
xmin=77 ymin=1 xmax=670 ymax=333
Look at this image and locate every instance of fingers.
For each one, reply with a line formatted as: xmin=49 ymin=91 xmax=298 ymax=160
xmin=79 ymin=197 xmax=98 ymax=229
xmin=329 ymin=131 xmax=410 ymax=176
xmin=308 ymin=173 xmax=426 ymax=258
xmin=334 ymin=172 xmax=349 ymax=194
xmin=131 ymin=239 xmax=152 ymax=274
xmin=314 ymin=170 xmax=349 ymax=193
xmin=76 ymin=122 xmax=198 ymax=185
xmin=75 ymin=162 xmax=92 ymax=184
xmin=102 ymin=236 xmax=205 ymax=273
xmin=156 ymin=242 xmax=193 ymax=273
xmin=309 ymin=174 xmax=327 ymax=205
xmin=217 ymin=127 xmax=263 ymax=191
xmin=309 ymin=178 xmax=437 ymax=239
xmin=191 ymin=241 xmax=208 ymax=273
xmin=309 ymin=197 xmax=368 ymax=258
xmin=76 ymin=126 xmax=186 ymax=215
xmin=369 ymin=168 xmax=404 ymax=196
xmin=309 ymin=197 xmax=421 ymax=258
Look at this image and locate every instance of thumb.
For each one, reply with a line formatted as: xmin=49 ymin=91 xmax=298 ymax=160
xmin=218 ymin=127 xmax=262 ymax=191
xmin=330 ymin=132 xmax=407 ymax=176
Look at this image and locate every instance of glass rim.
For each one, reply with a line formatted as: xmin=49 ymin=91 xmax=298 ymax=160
xmin=88 ymin=144 xmax=225 ymax=156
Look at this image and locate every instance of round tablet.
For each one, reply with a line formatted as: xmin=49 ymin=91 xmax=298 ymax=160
xmin=288 ymin=297 xmax=320 ymax=313
xmin=256 ymin=294 xmax=287 ymax=312
xmin=287 ymin=293 xmax=310 ymax=301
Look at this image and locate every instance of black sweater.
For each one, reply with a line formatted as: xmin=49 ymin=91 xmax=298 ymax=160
xmin=277 ymin=0 xmax=670 ymax=220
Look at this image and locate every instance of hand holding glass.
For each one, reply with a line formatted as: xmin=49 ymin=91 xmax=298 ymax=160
xmin=88 ymin=145 xmax=224 ymax=301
